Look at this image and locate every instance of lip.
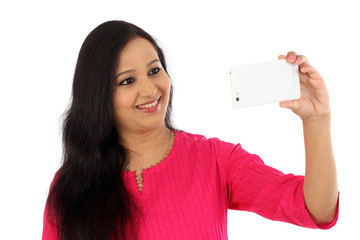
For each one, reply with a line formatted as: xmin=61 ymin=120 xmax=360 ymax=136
xmin=136 ymin=96 xmax=161 ymax=113
xmin=136 ymin=96 xmax=161 ymax=108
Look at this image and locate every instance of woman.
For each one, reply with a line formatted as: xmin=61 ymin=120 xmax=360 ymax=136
xmin=42 ymin=20 xmax=339 ymax=240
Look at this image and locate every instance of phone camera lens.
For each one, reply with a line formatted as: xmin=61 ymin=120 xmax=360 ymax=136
xmin=236 ymin=97 xmax=239 ymax=102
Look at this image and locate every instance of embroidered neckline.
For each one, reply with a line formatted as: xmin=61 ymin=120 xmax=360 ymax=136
xmin=123 ymin=130 xmax=176 ymax=194
xmin=124 ymin=130 xmax=175 ymax=173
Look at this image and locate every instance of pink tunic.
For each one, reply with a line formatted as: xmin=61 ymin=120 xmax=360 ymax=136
xmin=42 ymin=130 xmax=338 ymax=239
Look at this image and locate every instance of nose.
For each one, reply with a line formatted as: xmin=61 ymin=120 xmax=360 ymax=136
xmin=139 ymin=77 xmax=157 ymax=97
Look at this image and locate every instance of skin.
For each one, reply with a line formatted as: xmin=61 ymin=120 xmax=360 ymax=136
xmin=279 ymin=52 xmax=338 ymax=224
xmin=113 ymin=39 xmax=338 ymax=224
xmin=113 ymin=37 xmax=173 ymax=172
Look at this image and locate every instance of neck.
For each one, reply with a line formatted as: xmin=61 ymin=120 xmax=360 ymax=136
xmin=118 ymin=124 xmax=173 ymax=170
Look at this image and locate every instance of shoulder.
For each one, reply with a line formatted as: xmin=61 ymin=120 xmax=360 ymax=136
xmin=175 ymin=130 xmax=237 ymax=154
xmin=175 ymin=130 xmax=208 ymax=142
xmin=175 ymin=130 xmax=220 ymax=145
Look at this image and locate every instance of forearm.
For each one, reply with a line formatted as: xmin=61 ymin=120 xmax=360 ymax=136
xmin=302 ymin=113 xmax=338 ymax=224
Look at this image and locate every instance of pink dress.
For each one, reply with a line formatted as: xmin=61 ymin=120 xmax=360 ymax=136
xmin=42 ymin=130 xmax=338 ymax=239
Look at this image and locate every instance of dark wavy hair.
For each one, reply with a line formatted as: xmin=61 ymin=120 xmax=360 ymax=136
xmin=46 ymin=20 xmax=174 ymax=240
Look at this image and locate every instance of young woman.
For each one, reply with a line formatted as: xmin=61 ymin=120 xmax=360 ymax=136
xmin=42 ymin=20 xmax=339 ymax=240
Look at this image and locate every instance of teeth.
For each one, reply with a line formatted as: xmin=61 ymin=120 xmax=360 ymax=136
xmin=137 ymin=98 xmax=159 ymax=109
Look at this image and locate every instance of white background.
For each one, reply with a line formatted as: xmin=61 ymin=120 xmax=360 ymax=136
xmin=1 ymin=0 xmax=359 ymax=239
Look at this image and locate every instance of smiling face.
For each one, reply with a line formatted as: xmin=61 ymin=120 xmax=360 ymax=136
xmin=113 ymin=37 xmax=171 ymax=135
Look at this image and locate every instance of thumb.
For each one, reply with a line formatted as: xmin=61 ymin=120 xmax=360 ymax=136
xmin=279 ymin=100 xmax=301 ymax=111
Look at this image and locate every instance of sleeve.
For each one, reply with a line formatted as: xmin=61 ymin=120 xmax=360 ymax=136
xmin=42 ymin=173 xmax=59 ymax=240
xmin=42 ymin=203 xmax=58 ymax=240
xmin=222 ymin=141 xmax=338 ymax=229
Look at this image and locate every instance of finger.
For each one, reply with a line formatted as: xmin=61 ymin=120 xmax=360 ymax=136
xmin=278 ymin=54 xmax=286 ymax=60
xmin=295 ymin=55 xmax=309 ymax=65
xmin=279 ymin=99 xmax=301 ymax=111
xmin=279 ymin=100 xmax=292 ymax=108
xmin=286 ymin=51 xmax=297 ymax=63
xmin=300 ymin=64 xmax=322 ymax=80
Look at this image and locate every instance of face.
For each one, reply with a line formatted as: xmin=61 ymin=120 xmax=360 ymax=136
xmin=113 ymin=37 xmax=171 ymax=134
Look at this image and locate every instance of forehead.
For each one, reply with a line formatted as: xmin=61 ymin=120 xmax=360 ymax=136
xmin=117 ymin=37 xmax=158 ymax=69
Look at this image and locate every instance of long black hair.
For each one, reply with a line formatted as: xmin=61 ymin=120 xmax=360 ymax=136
xmin=46 ymin=20 xmax=174 ymax=240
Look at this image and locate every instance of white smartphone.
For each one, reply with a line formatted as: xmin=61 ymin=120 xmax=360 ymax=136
xmin=230 ymin=59 xmax=300 ymax=108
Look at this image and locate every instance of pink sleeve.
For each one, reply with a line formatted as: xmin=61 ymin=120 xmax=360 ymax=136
xmin=42 ymin=204 xmax=58 ymax=240
xmin=223 ymin=142 xmax=339 ymax=229
xmin=42 ymin=173 xmax=59 ymax=240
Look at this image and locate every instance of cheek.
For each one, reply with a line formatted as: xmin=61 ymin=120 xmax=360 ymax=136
xmin=160 ymin=74 xmax=171 ymax=94
xmin=112 ymin=90 xmax=135 ymax=116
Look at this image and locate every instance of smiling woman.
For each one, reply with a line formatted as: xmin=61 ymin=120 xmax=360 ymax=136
xmin=42 ymin=20 xmax=338 ymax=240
xmin=42 ymin=21 xmax=176 ymax=240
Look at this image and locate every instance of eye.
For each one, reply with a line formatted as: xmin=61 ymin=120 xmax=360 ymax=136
xmin=118 ymin=78 xmax=135 ymax=86
xmin=149 ymin=67 xmax=161 ymax=75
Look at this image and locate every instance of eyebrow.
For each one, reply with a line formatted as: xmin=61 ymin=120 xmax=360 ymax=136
xmin=115 ymin=59 xmax=160 ymax=79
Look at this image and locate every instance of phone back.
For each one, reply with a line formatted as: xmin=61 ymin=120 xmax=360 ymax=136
xmin=230 ymin=60 xmax=300 ymax=108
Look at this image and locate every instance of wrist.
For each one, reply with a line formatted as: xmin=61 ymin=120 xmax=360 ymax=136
xmin=301 ymin=111 xmax=331 ymax=124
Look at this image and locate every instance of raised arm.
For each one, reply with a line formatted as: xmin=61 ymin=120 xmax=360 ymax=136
xmin=278 ymin=52 xmax=338 ymax=224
